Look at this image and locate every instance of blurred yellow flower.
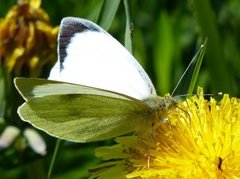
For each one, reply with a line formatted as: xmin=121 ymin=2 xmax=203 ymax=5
xmin=0 ymin=0 xmax=59 ymax=77
xmin=92 ymin=88 xmax=240 ymax=178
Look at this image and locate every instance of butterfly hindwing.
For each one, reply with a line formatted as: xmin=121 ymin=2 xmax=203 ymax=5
xmin=18 ymin=93 xmax=150 ymax=142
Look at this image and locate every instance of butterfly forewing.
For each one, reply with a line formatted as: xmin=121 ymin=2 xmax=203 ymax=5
xmin=49 ymin=17 xmax=156 ymax=100
xmin=14 ymin=77 xmax=133 ymax=102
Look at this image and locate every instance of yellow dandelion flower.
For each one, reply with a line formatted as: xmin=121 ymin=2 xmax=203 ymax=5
xmin=0 ymin=0 xmax=59 ymax=77
xmin=91 ymin=88 xmax=240 ymax=178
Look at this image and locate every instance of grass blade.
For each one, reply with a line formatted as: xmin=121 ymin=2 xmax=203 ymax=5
xmin=97 ymin=0 xmax=121 ymax=31
xmin=123 ymin=0 xmax=132 ymax=53
xmin=187 ymin=39 xmax=207 ymax=94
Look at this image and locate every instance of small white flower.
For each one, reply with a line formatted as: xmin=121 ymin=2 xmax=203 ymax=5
xmin=24 ymin=128 xmax=47 ymax=155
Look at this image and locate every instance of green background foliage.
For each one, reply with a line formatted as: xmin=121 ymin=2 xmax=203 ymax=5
xmin=1 ymin=0 xmax=240 ymax=178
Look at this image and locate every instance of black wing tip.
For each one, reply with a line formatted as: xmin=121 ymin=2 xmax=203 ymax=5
xmin=61 ymin=17 xmax=101 ymax=32
xmin=58 ymin=17 xmax=103 ymax=66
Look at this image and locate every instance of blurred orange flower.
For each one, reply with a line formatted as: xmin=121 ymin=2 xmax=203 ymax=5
xmin=0 ymin=0 xmax=59 ymax=77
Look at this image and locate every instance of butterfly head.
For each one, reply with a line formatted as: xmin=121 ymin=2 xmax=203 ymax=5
xmin=143 ymin=94 xmax=177 ymax=123
xmin=144 ymin=95 xmax=177 ymax=110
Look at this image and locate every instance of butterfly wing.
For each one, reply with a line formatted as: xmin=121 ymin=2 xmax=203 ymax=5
xmin=15 ymin=78 xmax=151 ymax=142
xmin=14 ymin=77 xmax=132 ymax=101
xmin=49 ymin=17 xmax=156 ymax=100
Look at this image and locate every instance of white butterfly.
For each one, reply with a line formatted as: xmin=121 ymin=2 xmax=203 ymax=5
xmin=15 ymin=17 xmax=176 ymax=142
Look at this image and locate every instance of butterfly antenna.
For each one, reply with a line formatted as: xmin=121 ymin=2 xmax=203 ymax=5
xmin=171 ymin=45 xmax=205 ymax=96
xmin=175 ymin=92 xmax=223 ymax=98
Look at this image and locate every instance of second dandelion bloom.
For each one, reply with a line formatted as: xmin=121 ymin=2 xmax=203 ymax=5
xmin=92 ymin=88 xmax=240 ymax=178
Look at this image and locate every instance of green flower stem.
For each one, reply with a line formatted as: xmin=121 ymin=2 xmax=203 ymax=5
xmin=47 ymin=139 xmax=61 ymax=179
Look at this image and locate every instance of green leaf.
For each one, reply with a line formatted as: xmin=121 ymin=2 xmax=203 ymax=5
xmin=153 ymin=11 xmax=174 ymax=94
xmin=18 ymin=93 xmax=148 ymax=142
